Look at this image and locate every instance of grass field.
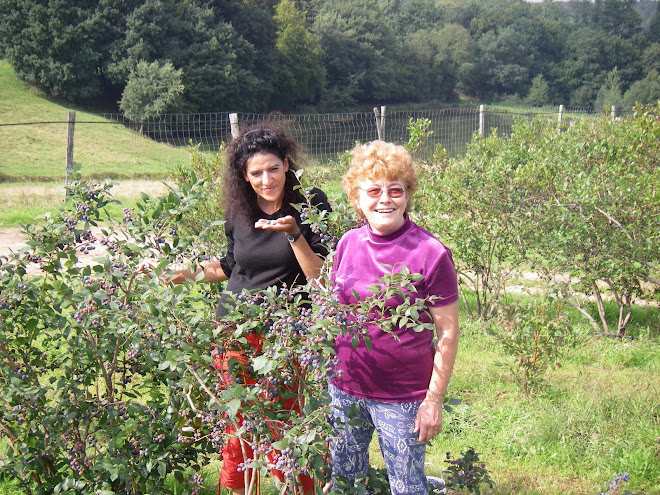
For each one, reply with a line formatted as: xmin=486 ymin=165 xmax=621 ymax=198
xmin=0 ymin=59 xmax=185 ymax=227
xmin=0 ymin=60 xmax=189 ymax=182
xmin=0 ymin=60 xmax=343 ymax=228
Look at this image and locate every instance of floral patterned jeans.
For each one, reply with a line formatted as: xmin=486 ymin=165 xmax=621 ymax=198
xmin=329 ymin=384 xmax=430 ymax=495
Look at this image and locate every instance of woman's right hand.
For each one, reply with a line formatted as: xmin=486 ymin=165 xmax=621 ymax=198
xmin=136 ymin=257 xmax=159 ymax=273
xmin=135 ymin=257 xmax=179 ymax=284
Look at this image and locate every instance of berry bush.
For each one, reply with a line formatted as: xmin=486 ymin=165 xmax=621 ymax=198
xmin=0 ymin=172 xmax=439 ymax=494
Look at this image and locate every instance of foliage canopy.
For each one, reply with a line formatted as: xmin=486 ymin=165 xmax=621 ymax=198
xmin=1 ymin=0 xmax=659 ymax=112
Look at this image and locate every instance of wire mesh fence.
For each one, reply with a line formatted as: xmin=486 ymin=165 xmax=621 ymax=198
xmin=100 ymin=105 xmax=632 ymax=161
xmin=0 ymin=105 xmax=634 ymax=181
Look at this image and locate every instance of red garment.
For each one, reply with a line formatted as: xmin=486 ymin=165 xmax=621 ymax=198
xmin=219 ymin=429 xmax=315 ymax=493
xmin=213 ymin=335 xmax=314 ymax=493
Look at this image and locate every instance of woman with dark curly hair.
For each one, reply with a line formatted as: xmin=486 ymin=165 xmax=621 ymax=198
xmin=168 ymin=125 xmax=330 ymax=306
xmin=141 ymin=124 xmax=330 ymax=494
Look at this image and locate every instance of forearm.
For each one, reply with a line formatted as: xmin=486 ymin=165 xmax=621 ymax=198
xmin=427 ymin=303 xmax=460 ymax=398
xmin=168 ymin=260 xmax=228 ymax=284
xmin=415 ymin=302 xmax=459 ymax=442
xmin=289 ymin=236 xmax=325 ymax=281
xmin=426 ymin=339 xmax=458 ymax=401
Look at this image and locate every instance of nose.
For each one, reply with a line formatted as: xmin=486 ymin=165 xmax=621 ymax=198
xmin=378 ymin=189 xmax=392 ymax=200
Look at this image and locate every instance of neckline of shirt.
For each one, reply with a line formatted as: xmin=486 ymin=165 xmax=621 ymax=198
xmin=366 ymin=215 xmax=412 ymax=243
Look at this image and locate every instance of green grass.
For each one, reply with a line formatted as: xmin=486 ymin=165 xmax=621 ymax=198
xmin=429 ymin=317 xmax=660 ymax=495
xmin=0 ymin=60 xmax=189 ymax=181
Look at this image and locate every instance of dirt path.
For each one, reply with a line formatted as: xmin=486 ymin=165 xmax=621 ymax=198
xmin=0 ymin=227 xmax=29 ymax=257
xmin=0 ymin=226 xmax=111 ymax=275
xmin=0 ymin=180 xmax=170 ymax=270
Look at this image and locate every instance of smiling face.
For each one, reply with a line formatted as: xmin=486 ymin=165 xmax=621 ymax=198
xmin=244 ymin=152 xmax=289 ymax=213
xmin=357 ymin=179 xmax=408 ymax=235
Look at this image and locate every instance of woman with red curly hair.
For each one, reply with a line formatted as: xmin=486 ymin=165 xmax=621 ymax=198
xmin=329 ymin=140 xmax=459 ymax=495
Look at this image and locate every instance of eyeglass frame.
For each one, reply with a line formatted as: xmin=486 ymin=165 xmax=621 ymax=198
xmin=359 ymin=185 xmax=407 ymax=199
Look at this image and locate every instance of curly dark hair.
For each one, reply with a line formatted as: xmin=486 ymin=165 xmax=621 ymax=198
xmin=224 ymin=124 xmax=307 ymax=223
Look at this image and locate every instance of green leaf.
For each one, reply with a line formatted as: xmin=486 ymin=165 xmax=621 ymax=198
xmin=252 ymin=354 xmax=277 ymax=375
xmin=226 ymin=399 xmax=242 ymax=418
xmin=272 ymin=437 xmax=291 ymax=451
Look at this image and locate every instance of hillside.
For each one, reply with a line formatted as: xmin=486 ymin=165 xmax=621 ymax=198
xmin=0 ymin=60 xmax=189 ymax=181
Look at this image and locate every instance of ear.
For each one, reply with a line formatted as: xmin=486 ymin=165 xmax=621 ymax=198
xmin=352 ymin=198 xmax=364 ymax=218
xmin=283 ymin=157 xmax=289 ymax=172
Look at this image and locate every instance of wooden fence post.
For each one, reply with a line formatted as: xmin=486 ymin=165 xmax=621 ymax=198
xmin=373 ymin=107 xmax=381 ymax=140
xmin=479 ymin=104 xmax=485 ymax=137
xmin=373 ymin=106 xmax=387 ymax=141
xmin=229 ymin=113 xmax=240 ymax=139
xmin=611 ymin=106 xmax=617 ymax=119
xmin=380 ymin=106 xmax=386 ymax=141
xmin=65 ymin=110 xmax=76 ymax=197
xmin=558 ymin=104 xmax=564 ymax=123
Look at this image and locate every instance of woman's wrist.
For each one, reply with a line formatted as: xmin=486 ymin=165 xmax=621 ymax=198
xmin=426 ymin=388 xmax=445 ymax=401
xmin=286 ymin=229 xmax=302 ymax=243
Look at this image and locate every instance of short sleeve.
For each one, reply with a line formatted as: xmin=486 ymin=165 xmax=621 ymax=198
xmin=219 ymin=219 xmax=235 ymax=277
xmin=425 ymin=246 xmax=459 ymax=307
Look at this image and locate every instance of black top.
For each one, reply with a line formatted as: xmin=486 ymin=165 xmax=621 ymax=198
xmin=215 ymin=187 xmax=331 ymax=319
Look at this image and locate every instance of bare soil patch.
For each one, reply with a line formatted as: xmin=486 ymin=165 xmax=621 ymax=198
xmin=0 ymin=180 xmax=170 ymax=273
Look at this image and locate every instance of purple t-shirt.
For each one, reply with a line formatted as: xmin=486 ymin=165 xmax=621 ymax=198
xmin=330 ymin=217 xmax=458 ymax=402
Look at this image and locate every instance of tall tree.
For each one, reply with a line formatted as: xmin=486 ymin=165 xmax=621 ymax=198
xmin=0 ymin=0 xmax=137 ymax=104
xmin=313 ymin=0 xmax=398 ymax=103
xmin=398 ymin=23 xmax=474 ymax=102
xmin=623 ymin=69 xmax=660 ymax=106
xmin=592 ymin=0 xmax=642 ymax=39
xmin=463 ymin=1 xmax=563 ymax=100
xmin=209 ymin=0 xmax=279 ymax=103
xmin=648 ymin=6 xmax=660 ymax=43
xmin=119 ymin=60 xmax=185 ymax=122
xmin=473 ymin=27 xmax=530 ymax=98
xmin=398 ymin=29 xmax=455 ymax=102
xmin=594 ymin=67 xmax=624 ymax=111
xmin=435 ymin=23 xmax=479 ymax=98
xmin=108 ymin=0 xmax=263 ymax=112
xmin=380 ymin=0 xmax=447 ymax=37
xmin=526 ymin=74 xmax=552 ymax=107
xmin=641 ymin=43 xmax=660 ymax=74
xmin=270 ymin=0 xmax=325 ymax=109
xmin=558 ymin=27 xmax=641 ymax=106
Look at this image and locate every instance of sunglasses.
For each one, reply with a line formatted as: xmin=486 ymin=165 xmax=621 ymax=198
xmin=361 ymin=186 xmax=406 ymax=198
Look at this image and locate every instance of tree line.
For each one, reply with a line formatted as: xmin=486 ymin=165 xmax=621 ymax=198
xmin=0 ymin=0 xmax=659 ymax=117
